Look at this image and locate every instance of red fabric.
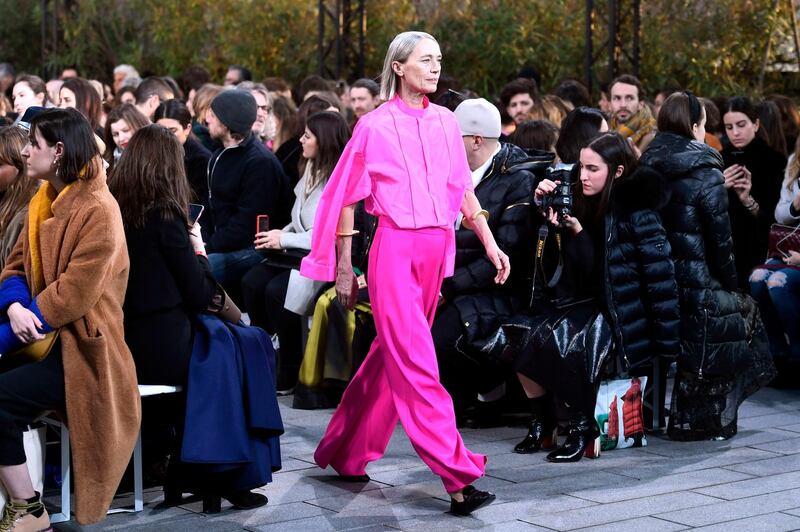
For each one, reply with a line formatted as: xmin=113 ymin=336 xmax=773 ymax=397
xmin=607 ymin=396 xmax=619 ymax=439
xmin=621 ymin=377 xmax=644 ymax=436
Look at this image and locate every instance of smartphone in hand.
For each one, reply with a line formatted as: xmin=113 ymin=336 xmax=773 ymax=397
xmin=256 ymin=214 xmax=270 ymax=233
xmin=188 ymin=203 xmax=204 ymax=225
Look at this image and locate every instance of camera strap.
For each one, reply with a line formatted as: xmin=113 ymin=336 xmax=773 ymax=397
xmin=530 ymin=223 xmax=565 ymax=307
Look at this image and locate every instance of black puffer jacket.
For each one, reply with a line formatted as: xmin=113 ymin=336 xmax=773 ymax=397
xmin=443 ymin=143 xmax=552 ymax=344
xmin=604 ymin=166 xmax=681 ymax=372
xmin=640 ymin=132 xmax=748 ymax=377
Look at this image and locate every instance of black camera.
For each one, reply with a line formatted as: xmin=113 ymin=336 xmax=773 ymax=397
xmin=540 ymin=165 xmax=574 ymax=221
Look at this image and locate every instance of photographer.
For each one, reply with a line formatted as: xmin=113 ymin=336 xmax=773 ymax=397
xmin=494 ymin=132 xmax=679 ymax=462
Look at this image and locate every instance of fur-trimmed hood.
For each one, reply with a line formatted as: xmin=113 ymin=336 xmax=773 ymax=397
xmin=610 ymin=165 xmax=670 ymax=214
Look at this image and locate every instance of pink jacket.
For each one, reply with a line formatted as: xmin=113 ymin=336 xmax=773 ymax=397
xmin=300 ymin=95 xmax=473 ymax=281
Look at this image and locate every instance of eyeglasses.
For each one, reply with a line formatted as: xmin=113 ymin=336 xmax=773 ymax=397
xmin=257 ymin=105 xmax=273 ymax=113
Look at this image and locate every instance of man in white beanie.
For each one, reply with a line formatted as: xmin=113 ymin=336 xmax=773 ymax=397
xmin=434 ymin=97 xmax=553 ymax=428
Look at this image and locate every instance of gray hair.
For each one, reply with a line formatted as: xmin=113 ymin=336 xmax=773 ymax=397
xmin=379 ymin=31 xmax=438 ymax=101
xmin=113 ymin=64 xmax=139 ymax=78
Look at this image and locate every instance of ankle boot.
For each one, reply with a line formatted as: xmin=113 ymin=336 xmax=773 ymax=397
xmin=0 ymin=491 xmax=50 ymax=532
xmin=513 ymin=394 xmax=557 ymax=454
xmin=546 ymin=410 xmax=600 ymax=462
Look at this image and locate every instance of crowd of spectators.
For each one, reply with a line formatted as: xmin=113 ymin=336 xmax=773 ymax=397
xmin=0 ymin=54 xmax=796 ymax=527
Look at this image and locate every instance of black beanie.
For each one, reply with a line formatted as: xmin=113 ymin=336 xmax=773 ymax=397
xmin=210 ymin=90 xmax=257 ymax=136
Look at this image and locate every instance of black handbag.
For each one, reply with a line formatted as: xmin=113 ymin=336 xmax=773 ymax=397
xmin=260 ymin=248 xmax=309 ymax=270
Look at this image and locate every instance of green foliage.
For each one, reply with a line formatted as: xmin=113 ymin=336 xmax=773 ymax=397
xmin=0 ymin=0 xmax=796 ymax=99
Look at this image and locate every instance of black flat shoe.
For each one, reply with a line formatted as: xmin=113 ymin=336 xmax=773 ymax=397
xmin=337 ymin=474 xmax=371 ymax=482
xmin=223 ymin=490 xmax=269 ymax=510
xmin=449 ymin=485 xmax=496 ymax=516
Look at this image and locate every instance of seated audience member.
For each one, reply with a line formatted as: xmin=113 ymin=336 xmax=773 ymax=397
xmin=298 ymin=74 xmax=332 ymax=102
xmin=58 ymin=77 xmax=103 ymax=133
xmin=238 ymin=82 xmax=276 ymax=148
xmin=767 ymin=94 xmax=800 ymax=151
xmin=554 ymin=78 xmax=591 ymax=109
xmin=508 ymin=119 xmax=559 ymax=155
xmin=115 ymin=85 xmax=137 ymax=106
xmin=190 ymin=83 xmax=224 ymax=152
xmin=500 ymin=78 xmax=542 ymax=136
xmin=434 ymin=98 xmax=549 ymax=421
xmin=11 ymin=75 xmax=48 ymax=118
xmin=180 ymin=65 xmax=211 ymax=116
xmin=722 ymin=96 xmax=787 ymax=290
xmin=608 ymin=74 xmax=656 ymax=153
xmin=0 ymin=108 xmax=139 ymax=526
xmin=103 ymin=103 xmax=150 ymax=168
xmin=224 ymin=64 xmax=252 ymax=87
xmin=109 ymin=123 xmax=281 ymax=514
xmin=699 ymin=96 xmax=724 ymax=151
xmin=757 ymin=100 xmax=789 ymax=158
xmin=133 ymin=76 xmax=174 ymax=120
xmin=112 ymin=64 xmax=139 ymax=95
xmin=494 ymin=133 xmax=679 ymax=460
xmin=155 ymin=99 xmax=211 ymax=204
xmin=271 ymin=95 xmax=298 ymax=156
xmin=45 ymin=79 xmax=63 ymax=107
xmin=242 ymin=111 xmax=350 ymax=392
xmin=0 ymin=126 xmax=39 ymax=269
xmin=204 ymin=89 xmax=291 ymax=290
xmin=750 ymin=137 xmax=800 ymax=361
xmin=263 ymin=77 xmax=293 ymax=102
xmin=349 ymin=78 xmax=380 ymax=122
xmin=275 ymin=95 xmax=339 ymax=187
xmin=641 ymin=92 xmax=774 ymax=440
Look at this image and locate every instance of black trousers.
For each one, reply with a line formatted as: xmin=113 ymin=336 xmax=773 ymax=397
xmin=241 ymin=262 xmax=301 ymax=380
xmin=433 ymin=303 xmax=506 ymax=415
xmin=0 ymin=348 xmax=65 ymax=465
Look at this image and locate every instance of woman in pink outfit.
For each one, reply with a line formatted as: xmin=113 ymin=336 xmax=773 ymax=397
xmin=300 ymin=31 xmax=509 ymax=516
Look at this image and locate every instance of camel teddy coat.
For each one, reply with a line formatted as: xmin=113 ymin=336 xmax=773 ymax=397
xmin=0 ymin=171 xmax=140 ymax=524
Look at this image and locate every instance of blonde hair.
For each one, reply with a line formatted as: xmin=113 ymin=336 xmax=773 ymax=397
xmin=192 ymin=83 xmax=223 ymax=124
xmin=785 ymin=137 xmax=800 ymax=191
xmin=379 ymin=31 xmax=438 ymax=101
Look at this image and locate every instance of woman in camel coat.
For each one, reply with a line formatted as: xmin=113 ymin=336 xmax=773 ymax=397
xmin=0 ymin=108 xmax=140 ymax=527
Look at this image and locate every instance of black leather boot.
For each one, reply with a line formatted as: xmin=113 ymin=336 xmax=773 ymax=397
xmin=545 ymin=410 xmax=600 ymax=462
xmin=513 ymin=394 xmax=556 ymax=454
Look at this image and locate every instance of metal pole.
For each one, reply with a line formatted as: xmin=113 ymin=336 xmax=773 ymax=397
xmin=585 ymin=0 xmax=594 ymax=96
xmin=790 ymin=0 xmax=800 ymax=71
xmin=335 ymin=0 xmax=343 ymax=79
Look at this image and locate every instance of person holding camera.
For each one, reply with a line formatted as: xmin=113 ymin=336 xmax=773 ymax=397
xmin=497 ymin=132 xmax=679 ymax=462
xmin=722 ymin=97 xmax=787 ymax=290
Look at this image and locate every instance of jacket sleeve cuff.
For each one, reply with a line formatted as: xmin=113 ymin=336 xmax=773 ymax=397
xmin=29 ymin=298 xmax=55 ymax=333
xmin=0 ymin=276 xmax=31 ymax=311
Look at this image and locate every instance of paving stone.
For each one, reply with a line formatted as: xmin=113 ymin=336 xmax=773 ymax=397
xmin=470 ymin=494 xmax=596 ymax=523
xmin=567 ymin=468 xmax=752 ymax=503
xmin=738 ymin=412 xmax=800 ymax=430
xmin=781 ymin=423 xmax=800 ymax=433
xmin=655 ymin=487 xmax=800 ymax=527
xmin=693 ymin=470 xmax=800 ymax=500
xmin=690 ymin=512 xmax=800 ymax=532
xmin=523 ymin=491 xmax=718 ymax=530
xmin=784 ymin=507 xmax=800 ymax=517
xmin=724 ymin=452 xmax=800 ymax=476
xmin=204 ymin=500 xmax=334 ymax=528
xmin=607 ymin=446 xmax=777 ymax=479
xmin=638 ymin=429 xmax=797 ymax=458
xmin=574 ymin=516 xmax=687 ymax=532
xmin=752 ymin=436 xmax=800 ymax=455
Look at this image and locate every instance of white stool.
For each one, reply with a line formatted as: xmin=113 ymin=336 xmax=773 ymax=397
xmin=44 ymin=384 xmax=183 ymax=523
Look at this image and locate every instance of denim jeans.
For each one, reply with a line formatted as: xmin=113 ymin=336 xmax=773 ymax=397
xmin=208 ymin=248 xmax=263 ymax=289
xmin=750 ymin=259 xmax=800 ymax=359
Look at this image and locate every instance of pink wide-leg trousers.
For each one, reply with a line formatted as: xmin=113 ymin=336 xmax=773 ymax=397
xmin=314 ymin=220 xmax=486 ymax=492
